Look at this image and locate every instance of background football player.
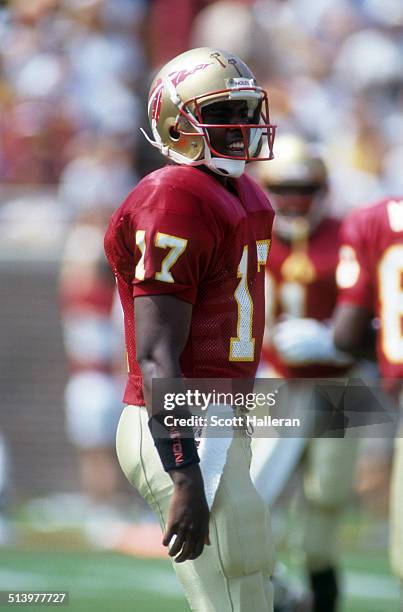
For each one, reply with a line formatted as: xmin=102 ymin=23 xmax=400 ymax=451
xmin=104 ymin=48 xmax=278 ymax=611
xmin=269 ymin=194 xmax=403 ymax=604
xmin=251 ymin=134 xmax=357 ymax=612
xmin=332 ymin=197 xmax=403 ymax=598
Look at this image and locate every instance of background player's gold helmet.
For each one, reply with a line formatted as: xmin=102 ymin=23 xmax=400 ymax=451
xmin=141 ymin=47 xmax=276 ymax=178
xmin=257 ymin=134 xmax=328 ymax=240
xmin=258 ymin=133 xmax=327 ymax=189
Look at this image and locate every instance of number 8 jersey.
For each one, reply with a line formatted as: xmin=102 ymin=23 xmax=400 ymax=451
xmin=336 ymin=198 xmax=403 ymax=382
xmin=104 ymin=165 xmax=274 ymax=405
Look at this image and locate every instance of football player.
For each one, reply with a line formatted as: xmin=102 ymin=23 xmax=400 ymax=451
xmin=332 ymin=198 xmax=403 ymax=591
xmin=269 ymin=196 xmax=403 ymax=599
xmin=253 ymin=134 xmax=357 ymax=612
xmin=104 ymin=48 xmax=278 ymax=611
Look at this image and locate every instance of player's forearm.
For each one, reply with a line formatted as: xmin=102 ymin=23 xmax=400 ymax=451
xmin=138 ymin=345 xmax=200 ymax=473
xmin=332 ymin=303 xmax=373 ymax=356
xmin=137 ymin=348 xmax=182 ymax=415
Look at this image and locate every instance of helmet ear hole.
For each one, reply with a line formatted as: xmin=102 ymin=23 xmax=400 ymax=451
xmin=169 ymin=126 xmax=181 ymax=141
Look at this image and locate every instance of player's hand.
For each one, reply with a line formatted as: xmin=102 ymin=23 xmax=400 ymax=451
xmin=163 ymin=464 xmax=210 ymax=563
xmin=271 ymin=318 xmax=353 ymax=366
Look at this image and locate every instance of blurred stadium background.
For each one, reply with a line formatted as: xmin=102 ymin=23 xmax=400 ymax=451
xmin=0 ymin=0 xmax=402 ymax=610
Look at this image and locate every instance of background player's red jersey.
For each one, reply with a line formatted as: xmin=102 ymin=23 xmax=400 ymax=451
xmin=59 ymin=226 xmax=117 ymax=375
xmin=105 ymin=165 xmax=274 ymax=405
xmin=262 ymin=217 xmax=348 ymax=378
xmin=337 ymin=198 xmax=403 ymax=381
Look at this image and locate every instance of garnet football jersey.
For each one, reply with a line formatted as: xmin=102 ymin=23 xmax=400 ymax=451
xmin=261 ymin=217 xmax=348 ymax=377
xmin=104 ymin=165 xmax=274 ymax=405
xmin=336 ymin=198 xmax=403 ymax=380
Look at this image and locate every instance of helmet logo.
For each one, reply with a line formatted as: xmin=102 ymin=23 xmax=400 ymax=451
xmin=150 ymin=78 xmax=164 ymax=122
xmin=168 ymin=63 xmax=211 ymax=88
xmin=149 ymin=64 xmax=212 ymax=122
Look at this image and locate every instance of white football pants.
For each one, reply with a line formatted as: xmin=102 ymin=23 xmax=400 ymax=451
xmin=116 ymin=405 xmax=275 ymax=612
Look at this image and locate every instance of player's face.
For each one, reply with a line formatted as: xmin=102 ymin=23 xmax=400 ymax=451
xmin=201 ymin=99 xmax=259 ymax=157
xmin=269 ymin=185 xmax=322 ymax=217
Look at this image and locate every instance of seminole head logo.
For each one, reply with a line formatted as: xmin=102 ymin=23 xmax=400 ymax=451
xmin=149 ymin=63 xmax=212 ymax=123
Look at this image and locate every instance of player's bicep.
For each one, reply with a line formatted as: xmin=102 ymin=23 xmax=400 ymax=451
xmin=135 ymin=294 xmax=192 ymax=369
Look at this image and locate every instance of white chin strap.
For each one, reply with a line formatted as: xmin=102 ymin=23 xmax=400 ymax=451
xmin=210 ymin=158 xmax=246 ymax=178
xmin=203 ymin=144 xmax=246 ymax=178
xmin=202 ymin=121 xmax=263 ymax=178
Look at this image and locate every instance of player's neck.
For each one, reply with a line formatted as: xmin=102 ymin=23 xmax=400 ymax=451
xmin=198 ymin=166 xmax=237 ymax=194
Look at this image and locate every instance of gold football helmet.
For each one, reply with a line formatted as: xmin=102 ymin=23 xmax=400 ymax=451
xmin=257 ymin=134 xmax=328 ymax=240
xmin=141 ymin=47 xmax=276 ymax=178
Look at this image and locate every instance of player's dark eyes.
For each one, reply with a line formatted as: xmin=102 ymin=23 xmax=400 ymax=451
xmin=202 ymin=108 xmax=231 ymax=121
xmin=206 ymin=114 xmax=229 ymax=124
xmin=201 ymin=103 xmax=250 ymax=124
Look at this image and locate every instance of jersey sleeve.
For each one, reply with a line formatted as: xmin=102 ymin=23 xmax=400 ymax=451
xmin=336 ymin=212 xmax=373 ymax=310
xmin=105 ymin=186 xmax=219 ymax=305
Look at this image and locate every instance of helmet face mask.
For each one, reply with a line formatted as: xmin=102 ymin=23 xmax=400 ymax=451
xmin=141 ymin=48 xmax=276 ymax=178
xmin=179 ymin=91 xmax=272 ymax=161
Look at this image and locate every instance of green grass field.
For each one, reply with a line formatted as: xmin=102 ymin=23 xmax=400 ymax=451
xmin=0 ymin=546 xmax=399 ymax=612
xmin=0 ymin=508 xmax=400 ymax=612
xmin=0 ymin=550 xmax=187 ymax=612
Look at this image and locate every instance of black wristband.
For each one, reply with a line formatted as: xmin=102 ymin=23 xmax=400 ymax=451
xmin=148 ymin=410 xmax=200 ymax=472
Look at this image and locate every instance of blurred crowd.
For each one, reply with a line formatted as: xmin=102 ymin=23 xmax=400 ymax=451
xmin=0 ymin=0 xmax=146 ymax=204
